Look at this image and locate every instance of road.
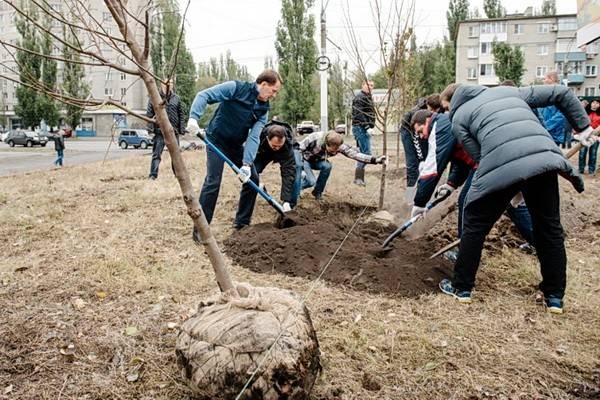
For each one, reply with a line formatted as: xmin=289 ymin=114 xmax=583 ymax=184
xmin=0 ymin=138 xmax=149 ymax=176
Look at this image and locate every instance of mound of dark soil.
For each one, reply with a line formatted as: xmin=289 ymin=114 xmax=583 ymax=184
xmin=223 ymin=203 xmax=452 ymax=297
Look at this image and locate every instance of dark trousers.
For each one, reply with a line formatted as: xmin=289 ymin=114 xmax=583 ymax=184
xmin=453 ymin=171 xmax=566 ymax=298
xmin=199 ymin=145 xmax=243 ymax=224
xmin=458 ymin=170 xmax=534 ymax=245
xmin=149 ymin=134 xmax=179 ymax=178
xmin=234 ymin=159 xmax=266 ymax=227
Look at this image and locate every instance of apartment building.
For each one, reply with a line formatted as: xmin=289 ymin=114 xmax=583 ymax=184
xmin=455 ymin=10 xmax=600 ymax=97
xmin=0 ymin=0 xmax=149 ymax=136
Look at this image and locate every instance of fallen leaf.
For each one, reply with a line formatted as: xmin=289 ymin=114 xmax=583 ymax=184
xmin=125 ymin=326 xmax=138 ymax=336
xmin=353 ymin=314 xmax=362 ymax=323
xmin=95 ymin=291 xmax=107 ymax=300
xmin=14 ymin=266 xmax=28 ymax=272
xmin=424 ymin=361 xmax=438 ymax=371
xmin=166 ymin=322 xmax=177 ymax=329
xmin=126 ymin=371 xmax=139 ymax=382
xmin=4 ymin=385 xmax=13 ymax=394
xmin=72 ymin=298 xmax=86 ymax=310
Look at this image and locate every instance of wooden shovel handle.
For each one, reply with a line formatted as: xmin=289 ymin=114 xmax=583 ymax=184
xmin=565 ymin=126 xmax=600 ymax=160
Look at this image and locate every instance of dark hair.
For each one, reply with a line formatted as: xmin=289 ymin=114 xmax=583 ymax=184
xmin=266 ymin=125 xmax=286 ymax=140
xmin=500 ymin=79 xmax=516 ymax=87
xmin=256 ymin=69 xmax=282 ymax=85
xmin=440 ymin=83 xmax=461 ymax=104
xmin=426 ymin=94 xmax=441 ymax=111
xmin=410 ymin=109 xmax=433 ymax=127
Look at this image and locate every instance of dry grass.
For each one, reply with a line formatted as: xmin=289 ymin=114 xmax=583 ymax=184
xmin=1 ymin=137 xmax=599 ymax=399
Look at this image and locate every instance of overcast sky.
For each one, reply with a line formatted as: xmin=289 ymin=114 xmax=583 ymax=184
xmin=178 ymin=0 xmax=578 ymax=77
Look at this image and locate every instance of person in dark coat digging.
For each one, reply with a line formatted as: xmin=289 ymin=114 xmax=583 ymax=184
xmin=233 ymin=120 xmax=298 ymax=229
xmin=437 ymin=83 xmax=597 ymax=314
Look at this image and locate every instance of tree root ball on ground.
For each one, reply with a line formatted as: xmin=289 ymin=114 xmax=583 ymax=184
xmin=176 ymin=283 xmax=321 ymax=400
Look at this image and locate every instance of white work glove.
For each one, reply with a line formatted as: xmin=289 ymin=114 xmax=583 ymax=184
xmin=510 ymin=192 xmax=525 ymax=208
xmin=366 ymin=128 xmax=374 ymax=136
xmin=186 ymin=118 xmax=200 ymax=137
xmin=404 ymin=185 xmax=416 ymax=205
xmin=237 ymin=165 xmax=251 ymax=184
xmin=434 ymin=183 xmax=455 ymax=200
xmin=411 ymin=205 xmax=427 ymax=219
xmin=375 ymin=155 xmax=387 ymax=165
xmin=282 ymin=202 xmax=292 ymax=212
xmin=578 ymin=126 xmax=598 ymax=147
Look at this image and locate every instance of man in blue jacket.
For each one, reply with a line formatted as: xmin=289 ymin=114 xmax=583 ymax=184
xmin=185 ymin=70 xmax=282 ymax=236
xmin=539 ymin=72 xmax=567 ymax=146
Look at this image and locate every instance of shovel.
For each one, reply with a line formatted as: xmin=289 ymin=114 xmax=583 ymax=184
xmin=197 ymin=132 xmax=297 ymax=229
xmin=376 ymin=191 xmax=451 ymax=256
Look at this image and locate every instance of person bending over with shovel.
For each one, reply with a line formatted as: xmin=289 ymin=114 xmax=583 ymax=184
xmin=296 ymin=131 xmax=387 ymax=200
xmin=185 ymin=70 xmax=282 ymax=240
xmin=438 ymin=83 xmax=597 ymax=313
xmin=233 ymin=120 xmax=298 ymax=230
xmin=410 ymin=109 xmax=535 ymax=262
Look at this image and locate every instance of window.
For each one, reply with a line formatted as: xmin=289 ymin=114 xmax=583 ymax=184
xmin=102 ymin=12 xmax=112 ymax=21
xmin=120 ymin=73 xmax=127 ymax=81
xmin=585 ymin=65 xmax=597 ymax=76
xmin=537 ymin=23 xmax=549 ymax=34
xmin=120 ymin=88 xmax=127 ymax=96
xmin=537 ymin=44 xmax=548 ymax=56
xmin=556 ymin=38 xmax=576 ymax=53
xmin=480 ymin=22 xmax=506 ymax=34
xmin=104 ymin=87 xmax=113 ymax=96
xmin=467 ymin=46 xmax=478 ymax=58
xmin=558 ymin=17 xmax=578 ymax=31
xmin=105 ymin=71 xmax=112 ymax=81
xmin=81 ymin=117 xmax=93 ymax=130
xmin=571 ymin=61 xmax=583 ymax=74
xmin=480 ymin=64 xmax=494 ymax=76
xmin=468 ymin=25 xmax=479 ymax=37
xmin=536 ymin=66 xmax=548 ymax=78
xmin=467 ymin=67 xmax=477 ymax=79
xmin=585 ymin=87 xmax=596 ymax=96
xmin=514 ymin=24 xmax=523 ymax=35
xmin=481 ymin=42 xmax=492 ymax=55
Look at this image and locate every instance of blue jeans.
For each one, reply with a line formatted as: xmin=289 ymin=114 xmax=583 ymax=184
xmin=301 ymin=159 xmax=332 ymax=196
xmin=458 ymin=170 xmax=534 ymax=245
xmin=578 ymin=141 xmax=599 ymax=174
xmin=400 ymin=129 xmax=420 ymax=187
xmin=54 ymin=149 xmax=64 ymax=166
xmin=199 ymin=145 xmax=243 ymax=224
xmin=149 ymin=134 xmax=179 ymax=178
xmin=352 ymin=125 xmax=371 ymax=170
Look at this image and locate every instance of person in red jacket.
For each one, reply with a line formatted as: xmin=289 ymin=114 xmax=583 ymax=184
xmin=578 ymin=99 xmax=600 ymax=175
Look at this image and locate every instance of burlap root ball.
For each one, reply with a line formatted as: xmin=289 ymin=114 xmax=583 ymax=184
xmin=176 ymin=283 xmax=321 ymax=400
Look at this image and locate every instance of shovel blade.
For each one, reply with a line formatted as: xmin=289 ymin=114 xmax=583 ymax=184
xmin=275 ymin=210 xmax=298 ymax=229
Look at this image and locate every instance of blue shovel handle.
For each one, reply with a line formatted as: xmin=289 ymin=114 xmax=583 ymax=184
xmin=196 ymin=132 xmax=286 ymax=216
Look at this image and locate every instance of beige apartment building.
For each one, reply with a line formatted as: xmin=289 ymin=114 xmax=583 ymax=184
xmin=0 ymin=0 xmax=149 ymax=135
xmin=455 ymin=9 xmax=600 ymax=97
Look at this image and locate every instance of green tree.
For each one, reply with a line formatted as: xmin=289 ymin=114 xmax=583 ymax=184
xmin=151 ymin=0 xmax=197 ymax=111
xmin=38 ymin=12 xmax=59 ymax=129
xmin=541 ymin=0 xmax=556 ymax=16
xmin=62 ymin=25 xmax=89 ymax=129
xmin=195 ymin=51 xmax=252 ymax=126
xmin=411 ymin=39 xmax=456 ymax=98
xmin=492 ymin=42 xmax=525 ymax=85
xmin=483 ymin=0 xmax=505 ymax=18
xmin=447 ymin=0 xmax=470 ymax=42
xmin=14 ymin=2 xmax=42 ymax=129
xmin=326 ymin=59 xmax=346 ymax=126
xmin=274 ymin=0 xmax=318 ymax=125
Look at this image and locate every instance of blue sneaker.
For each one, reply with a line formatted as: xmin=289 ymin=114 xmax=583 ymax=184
xmin=439 ymin=279 xmax=472 ymax=304
xmin=544 ymin=296 xmax=564 ymax=314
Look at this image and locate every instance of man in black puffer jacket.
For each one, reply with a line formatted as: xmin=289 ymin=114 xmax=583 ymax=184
xmin=147 ymin=78 xmax=186 ymax=179
xmin=437 ymin=83 xmax=597 ymax=314
xmin=234 ymin=120 xmax=298 ymax=229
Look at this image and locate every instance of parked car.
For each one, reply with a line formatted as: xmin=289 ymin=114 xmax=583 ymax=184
xmin=4 ymin=131 xmax=48 ymax=147
xmin=334 ymin=124 xmax=347 ymax=134
xmin=296 ymin=120 xmax=317 ymax=135
xmin=117 ymin=129 xmax=153 ymax=149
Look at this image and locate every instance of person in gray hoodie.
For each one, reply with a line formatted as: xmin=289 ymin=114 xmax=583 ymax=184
xmin=437 ymin=83 xmax=597 ymax=314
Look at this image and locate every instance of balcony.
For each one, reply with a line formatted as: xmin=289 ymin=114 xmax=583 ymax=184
xmin=554 ymin=52 xmax=587 ymax=62
xmin=566 ymin=74 xmax=585 ymax=85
